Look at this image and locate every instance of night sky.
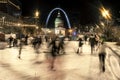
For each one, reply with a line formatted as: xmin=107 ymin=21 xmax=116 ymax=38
xmin=19 ymin=0 xmax=120 ymax=26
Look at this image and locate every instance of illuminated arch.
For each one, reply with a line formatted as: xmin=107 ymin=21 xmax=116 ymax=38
xmin=45 ymin=7 xmax=71 ymax=28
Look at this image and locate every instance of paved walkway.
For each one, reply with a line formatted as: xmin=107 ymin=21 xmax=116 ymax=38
xmin=0 ymin=41 xmax=119 ymax=80
xmin=105 ymin=42 xmax=120 ymax=80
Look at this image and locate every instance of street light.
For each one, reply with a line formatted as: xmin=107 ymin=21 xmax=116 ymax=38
xmin=99 ymin=7 xmax=111 ymax=20
xmin=34 ymin=10 xmax=40 ymax=35
xmin=99 ymin=6 xmax=112 ymax=27
xmin=34 ymin=10 xmax=40 ymax=27
xmin=68 ymin=29 xmax=72 ymax=33
xmin=34 ymin=10 xmax=40 ymax=18
xmin=99 ymin=6 xmax=112 ymax=40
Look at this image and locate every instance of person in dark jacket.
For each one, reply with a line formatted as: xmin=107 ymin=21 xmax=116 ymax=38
xmin=18 ymin=38 xmax=24 ymax=59
xmin=84 ymin=35 xmax=88 ymax=44
xmin=24 ymin=34 xmax=28 ymax=45
xmin=58 ymin=37 xmax=65 ymax=55
xmin=89 ymin=34 xmax=96 ymax=55
xmin=77 ymin=37 xmax=83 ymax=54
xmin=8 ymin=36 xmax=13 ymax=48
xmin=48 ymin=36 xmax=59 ymax=70
xmin=13 ymin=38 xmax=18 ymax=47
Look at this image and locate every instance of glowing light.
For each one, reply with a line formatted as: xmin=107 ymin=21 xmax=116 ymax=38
xmin=73 ymin=31 xmax=76 ymax=36
xmin=17 ymin=23 xmax=20 ymax=26
xmin=68 ymin=29 xmax=72 ymax=33
xmin=35 ymin=10 xmax=39 ymax=18
xmin=100 ymin=7 xmax=111 ymax=20
xmin=45 ymin=7 xmax=71 ymax=29
xmin=100 ymin=22 xmax=104 ymax=26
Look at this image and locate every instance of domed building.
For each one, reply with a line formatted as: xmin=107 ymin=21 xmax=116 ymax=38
xmin=54 ymin=11 xmax=65 ymax=36
xmin=55 ymin=11 xmax=64 ymax=28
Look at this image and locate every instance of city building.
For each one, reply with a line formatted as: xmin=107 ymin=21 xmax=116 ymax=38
xmin=0 ymin=0 xmax=22 ymax=17
xmin=0 ymin=0 xmax=22 ymax=33
xmin=54 ymin=11 xmax=65 ymax=36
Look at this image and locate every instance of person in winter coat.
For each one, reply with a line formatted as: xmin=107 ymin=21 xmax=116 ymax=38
xmin=77 ymin=37 xmax=83 ymax=54
xmin=98 ymin=42 xmax=106 ymax=72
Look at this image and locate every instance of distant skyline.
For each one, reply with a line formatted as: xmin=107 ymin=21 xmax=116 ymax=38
xmin=19 ymin=0 xmax=120 ymax=25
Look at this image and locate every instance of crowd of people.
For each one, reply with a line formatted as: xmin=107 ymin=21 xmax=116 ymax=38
xmin=6 ymin=33 xmax=106 ymax=72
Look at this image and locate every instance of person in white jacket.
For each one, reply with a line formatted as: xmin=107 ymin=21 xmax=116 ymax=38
xmin=98 ymin=42 xmax=106 ymax=72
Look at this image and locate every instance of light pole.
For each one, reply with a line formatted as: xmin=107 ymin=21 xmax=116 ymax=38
xmin=99 ymin=6 xmax=111 ymax=26
xmin=99 ymin=6 xmax=112 ymax=40
xmin=35 ymin=10 xmax=39 ymax=19
xmin=2 ymin=16 xmax=5 ymax=33
xmin=34 ymin=10 xmax=40 ymax=35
